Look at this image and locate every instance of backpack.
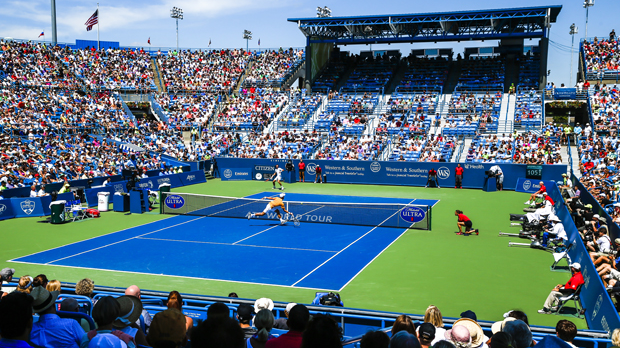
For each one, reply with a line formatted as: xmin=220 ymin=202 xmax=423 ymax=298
xmin=320 ymin=292 xmax=343 ymax=306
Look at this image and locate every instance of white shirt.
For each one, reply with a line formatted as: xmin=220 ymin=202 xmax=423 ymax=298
xmin=597 ymin=235 xmax=612 ymax=253
xmin=37 ymin=189 xmax=46 ymax=196
xmin=30 ymin=190 xmax=37 ymax=198
xmin=275 ymin=168 xmax=284 ymax=177
xmin=489 ymin=165 xmax=502 ymax=175
xmin=550 ymin=222 xmax=567 ymax=241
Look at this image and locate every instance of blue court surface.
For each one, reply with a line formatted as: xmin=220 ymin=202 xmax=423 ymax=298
xmin=11 ymin=193 xmax=439 ymax=291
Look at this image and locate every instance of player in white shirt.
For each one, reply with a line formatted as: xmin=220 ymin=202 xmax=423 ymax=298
xmin=271 ymin=165 xmax=285 ymax=191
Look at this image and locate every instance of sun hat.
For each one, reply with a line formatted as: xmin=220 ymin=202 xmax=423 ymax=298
xmin=31 ymin=286 xmax=59 ymax=313
xmin=113 ymin=295 xmax=143 ymax=328
xmin=254 ymin=298 xmax=274 ymax=313
xmin=491 ymin=317 xmax=517 ymax=334
xmin=549 ymin=216 xmax=561 ymax=222
xmin=285 ymin=302 xmax=297 ymax=313
xmin=147 ymin=308 xmax=186 ymax=346
xmin=88 ymin=334 xmax=126 ymax=348
xmin=453 ymin=318 xmax=485 ymax=347
xmin=445 ymin=325 xmax=472 ymax=346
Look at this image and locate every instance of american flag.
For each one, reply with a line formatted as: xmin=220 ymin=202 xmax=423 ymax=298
xmin=85 ymin=10 xmax=98 ymax=31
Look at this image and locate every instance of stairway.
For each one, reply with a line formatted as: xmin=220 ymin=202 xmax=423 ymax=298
xmin=384 ymin=61 xmax=409 ymax=94
xmin=151 ymin=58 xmax=166 ymax=93
xmin=443 ymin=60 xmax=462 ymax=93
xmin=503 ymin=56 xmax=519 ymax=93
xmin=455 ymin=137 xmax=474 ymax=162
xmin=333 ymin=61 xmax=358 ymax=92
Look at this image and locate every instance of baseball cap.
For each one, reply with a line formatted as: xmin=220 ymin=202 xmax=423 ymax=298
xmin=88 ymin=334 xmax=125 ymax=348
xmin=419 ymin=322 xmax=436 ymax=342
xmin=237 ymin=303 xmax=254 ymax=321
xmin=593 ymin=214 xmax=600 ymax=219
xmin=570 ymin=263 xmax=581 ymax=270
xmin=279 ymin=193 xmax=285 ymax=198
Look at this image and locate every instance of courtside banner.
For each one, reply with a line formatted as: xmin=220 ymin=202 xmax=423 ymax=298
xmin=220 ymin=168 xmax=252 ymax=181
xmin=215 ymin=158 xmax=567 ymax=190
xmin=137 ymin=174 xmax=183 ymax=190
xmin=179 ymin=170 xmax=207 ymax=186
xmin=0 ymin=199 xmax=15 ymax=221
xmin=514 ymin=178 xmax=558 ymax=194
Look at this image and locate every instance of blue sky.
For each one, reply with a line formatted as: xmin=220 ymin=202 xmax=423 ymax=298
xmin=1 ymin=0 xmax=618 ymax=87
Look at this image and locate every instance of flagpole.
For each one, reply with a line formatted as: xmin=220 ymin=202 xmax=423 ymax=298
xmin=97 ymin=3 xmax=100 ymax=50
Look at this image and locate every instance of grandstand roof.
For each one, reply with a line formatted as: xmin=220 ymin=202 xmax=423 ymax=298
xmin=288 ymin=6 xmax=562 ymax=45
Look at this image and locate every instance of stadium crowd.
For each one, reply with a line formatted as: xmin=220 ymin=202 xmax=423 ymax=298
xmin=589 ymin=83 xmax=620 ymax=134
xmin=582 ymin=34 xmax=620 ymax=76
xmin=0 ymin=268 xmax=598 ymax=348
xmin=243 ymin=49 xmax=304 ymax=86
xmin=228 ymin=130 xmax=319 ymax=159
xmin=213 ymin=89 xmax=288 ymax=131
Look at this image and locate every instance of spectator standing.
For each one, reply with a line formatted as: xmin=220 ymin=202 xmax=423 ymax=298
xmin=455 ymin=164 xmax=464 ymax=189
xmin=265 ymin=304 xmax=309 ymax=348
xmin=30 ymin=286 xmax=85 ymax=348
xmin=0 ymin=292 xmax=35 ymax=348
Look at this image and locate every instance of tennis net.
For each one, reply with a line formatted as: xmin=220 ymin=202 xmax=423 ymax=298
xmin=160 ymin=192 xmax=432 ymax=230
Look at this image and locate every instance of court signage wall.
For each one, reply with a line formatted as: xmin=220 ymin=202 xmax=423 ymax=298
xmin=220 ymin=168 xmax=252 ymax=181
xmin=0 ymin=199 xmax=15 ymax=221
xmin=215 ymin=158 xmax=567 ymax=189
xmin=553 ymin=88 xmax=577 ymax=100
xmin=514 ymin=178 xmax=558 ymax=194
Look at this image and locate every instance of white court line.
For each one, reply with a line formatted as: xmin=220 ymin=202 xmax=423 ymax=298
xmin=8 ymin=260 xmax=340 ymax=292
xmin=8 ymin=214 xmax=182 ymax=262
xmin=233 ymin=225 xmax=279 ymax=244
xmin=290 ymin=204 xmax=407 ymax=287
xmin=44 ymin=217 xmax=205 ymax=264
xmin=137 ymin=237 xmax=338 ymax=253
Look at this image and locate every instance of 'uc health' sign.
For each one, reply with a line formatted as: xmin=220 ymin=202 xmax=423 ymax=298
xmin=164 ymin=195 xmax=185 ymax=209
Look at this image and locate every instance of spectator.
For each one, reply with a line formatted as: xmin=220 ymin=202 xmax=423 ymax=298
xmin=15 ymin=276 xmax=33 ymax=294
xmin=125 ymin=285 xmax=152 ymax=332
xmin=273 ymin=302 xmax=296 ymax=330
xmin=445 ymin=325 xmax=471 ymax=348
xmin=112 ymin=295 xmax=149 ymax=346
xmin=360 ymin=331 xmax=390 ymax=348
xmin=81 ymin=296 xmax=135 ymax=348
xmin=423 ymin=305 xmax=446 ymax=345
xmin=392 ymin=315 xmax=416 ymax=336
xmin=611 ymin=328 xmax=620 ymax=348
xmin=453 ymin=318 xmax=486 ymax=348
xmin=489 ymin=332 xmax=515 ymax=348
xmin=417 ymin=323 xmax=436 ymax=348
xmin=390 ymin=331 xmax=421 ymax=348
xmin=32 ymin=274 xmax=48 ymax=288
xmin=147 ymin=308 xmax=188 ymax=348
xmin=0 ymin=292 xmax=34 ymax=348
xmin=30 ymin=286 xmax=85 ymax=348
xmin=206 ymin=302 xmax=230 ymax=322
xmin=265 ymin=304 xmax=309 ymax=348
xmin=1 ymin=268 xmax=16 ymax=293
xmin=555 ymin=320 xmax=577 ymax=348
xmin=228 ymin=292 xmax=239 ymax=298
xmin=46 ymin=280 xmax=61 ymax=292
xmin=75 ymin=278 xmax=94 ymax=301
xmin=300 ymin=314 xmax=342 ymax=348
xmin=248 ymin=309 xmax=276 ymax=348
xmin=237 ymin=303 xmax=257 ymax=339
xmin=191 ymin=317 xmax=245 ymax=348
xmin=166 ymin=291 xmax=193 ymax=332
xmin=60 ymin=298 xmax=91 ymax=333
xmin=502 ymin=321 xmax=532 ymax=348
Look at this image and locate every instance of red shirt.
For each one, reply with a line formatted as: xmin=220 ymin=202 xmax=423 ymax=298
xmin=429 ymin=169 xmax=437 ymax=176
xmin=565 ymin=271 xmax=584 ymax=291
xmin=315 ymin=166 xmax=322 ymax=174
xmin=544 ymin=195 xmax=555 ymax=206
xmin=298 ymin=162 xmax=305 ymax=170
xmin=538 ymin=184 xmax=547 ymax=194
xmin=457 ymin=214 xmax=470 ymax=222
xmin=455 ymin=167 xmax=464 ymax=175
xmin=265 ymin=331 xmax=303 ymax=348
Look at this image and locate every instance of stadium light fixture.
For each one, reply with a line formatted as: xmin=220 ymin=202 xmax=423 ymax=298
xmin=569 ymin=23 xmax=579 ymax=87
xmin=170 ymin=7 xmax=184 ymax=52
xmin=243 ymin=30 xmax=252 ymax=51
xmin=317 ymin=6 xmax=331 ymax=18
xmin=583 ymin=0 xmax=594 ymax=40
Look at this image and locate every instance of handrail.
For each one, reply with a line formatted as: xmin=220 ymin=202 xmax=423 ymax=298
xmin=342 ymin=327 xmax=392 ymax=346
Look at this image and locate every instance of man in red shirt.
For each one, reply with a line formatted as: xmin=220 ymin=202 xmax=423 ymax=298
xmin=298 ymin=160 xmax=306 ymax=183
xmin=542 ymin=192 xmax=554 ymax=206
xmin=538 ymin=263 xmax=584 ymax=314
xmin=525 ymin=181 xmax=546 ymax=205
xmin=455 ymin=164 xmax=464 ymax=188
xmin=265 ymin=305 xmax=309 ymax=348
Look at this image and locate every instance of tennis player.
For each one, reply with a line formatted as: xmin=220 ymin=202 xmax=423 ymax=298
xmin=455 ymin=210 xmax=479 ymax=236
xmin=271 ymin=165 xmax=285 ymax=190
xmin=248 ymin=193 xmax=291 ymax=225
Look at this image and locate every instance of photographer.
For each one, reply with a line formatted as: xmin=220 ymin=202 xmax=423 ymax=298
xmin=488 ymin=164 xmax=504 ymax=191
xmin=580 ymin=214 xmax=602 ymax=239
xmin=595 ymin=238 xmax=620 ymax=282
xmin=542 ymin=216 xmax=568 ymax=248
xmin=587 ymin=225 xmax=611 ymax=255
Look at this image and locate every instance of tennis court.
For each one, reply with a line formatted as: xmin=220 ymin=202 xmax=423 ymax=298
xmin=11 ymin=193 xmax=439 ymax=291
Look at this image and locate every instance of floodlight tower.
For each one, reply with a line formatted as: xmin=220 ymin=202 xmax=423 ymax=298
xmin=317 ymin=6 xmax=331 ymax=18
xmin=243 ymin=30 xmax=252 ymax=51
xmin=170 ymin=7 xmax=183 ymax=51
xmin=583 ymin=0 xmax=594 ymax=41
xmin=570 ymin=23 xmax=579 ymax=87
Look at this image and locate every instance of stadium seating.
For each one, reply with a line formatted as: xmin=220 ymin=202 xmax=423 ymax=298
xmin=243 ymin=49 xmax=304 ymax=87
xmin=455 ymin=57 xmax=505 ymax=91
xmin=277 ymin=91 xmax=322 ymax=129
xmin=582 ymin=35 xmax=620 ymax=81
xmin=514 ymin=90 xmax=543 ymax=130
xmin=395 ymin=57 xmax=449 ymax=93
xmin=340 ymin=58 xmax=398 ymax=93
xmin=213 ymin=88 xmax=288 ymax=132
